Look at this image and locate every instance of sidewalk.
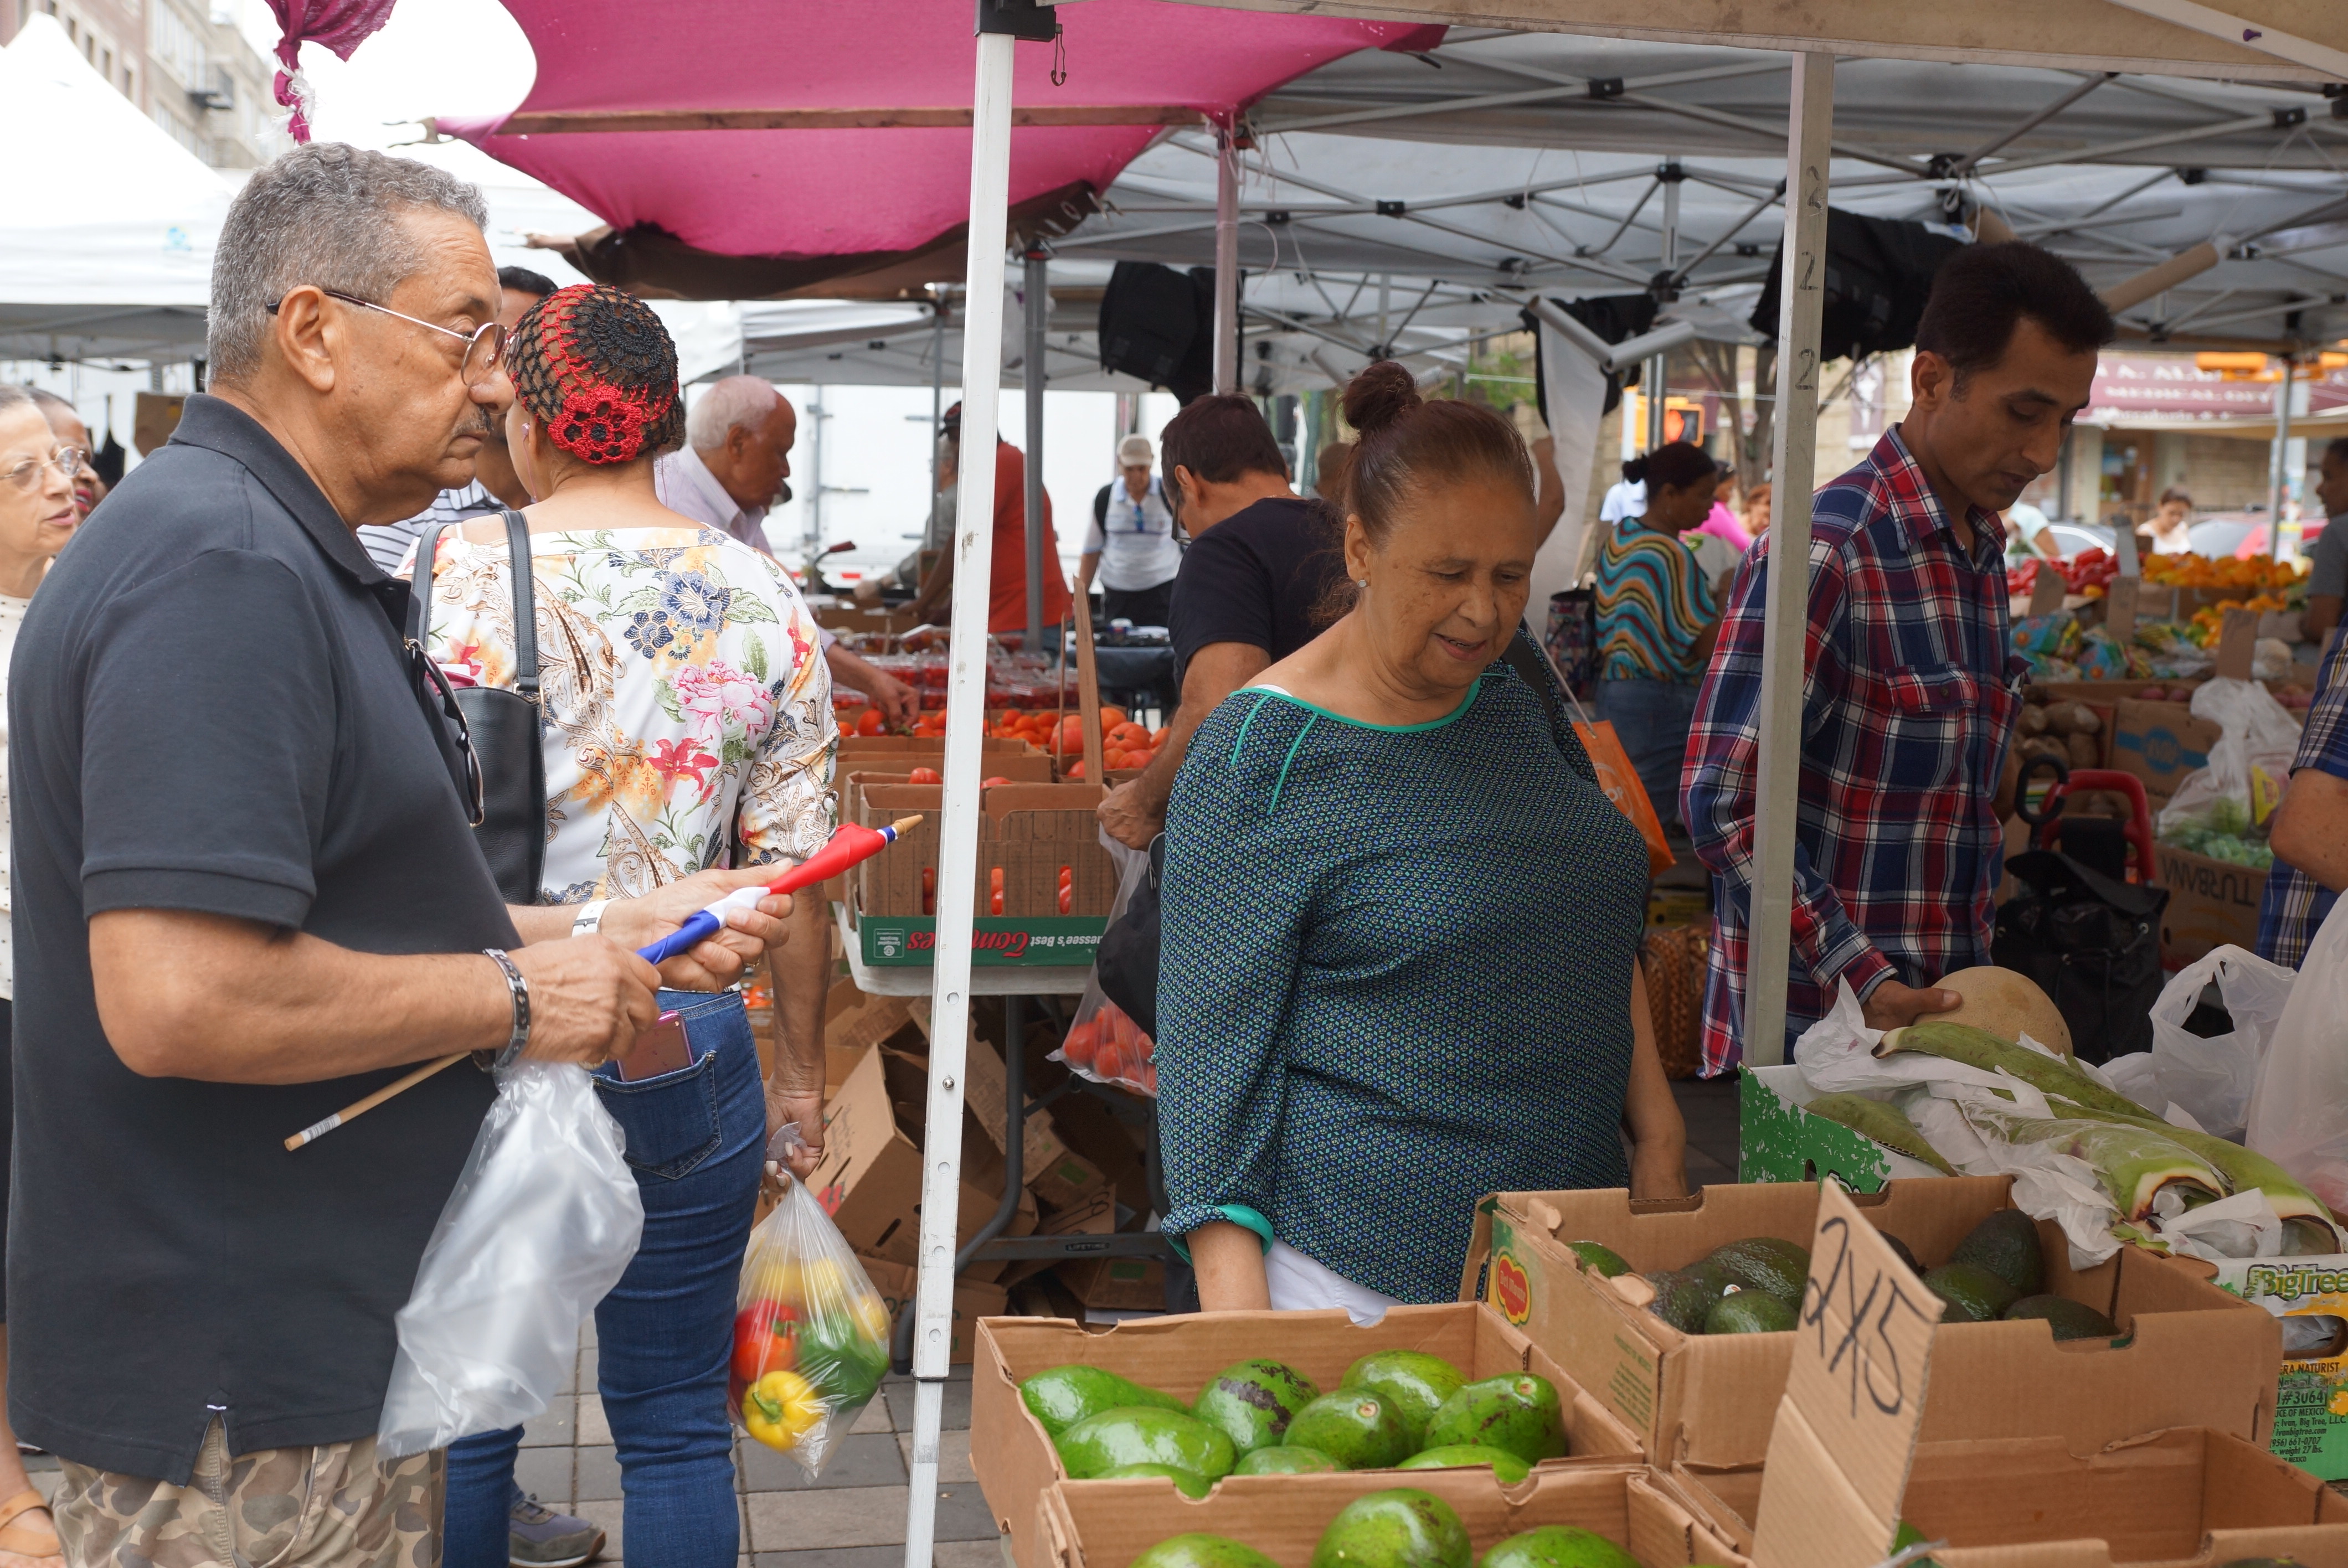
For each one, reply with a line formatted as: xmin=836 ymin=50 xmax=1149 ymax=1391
xmin=26 ymin=1323 xmax=1011 ymax=1568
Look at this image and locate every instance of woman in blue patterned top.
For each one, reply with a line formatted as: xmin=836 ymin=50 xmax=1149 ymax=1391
xmin=1158 ymin=362 xmax=1687 ymax=1315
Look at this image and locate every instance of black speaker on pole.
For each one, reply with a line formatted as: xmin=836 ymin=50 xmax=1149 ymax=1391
xmin=1098 ymin=261 xmax=1216 ymax=404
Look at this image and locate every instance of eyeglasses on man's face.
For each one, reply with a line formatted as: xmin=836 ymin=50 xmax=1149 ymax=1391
xmin=268 ymin=288 xmax=508 ymax=389
xmin=3 ymin=448 xmax=88 ymax=494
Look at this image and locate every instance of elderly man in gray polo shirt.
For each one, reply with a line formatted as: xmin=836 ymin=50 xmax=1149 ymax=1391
xmin=654 ymin=374 xmax=917 ymax=725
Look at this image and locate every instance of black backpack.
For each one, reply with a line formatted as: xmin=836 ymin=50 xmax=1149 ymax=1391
xmin=1991 ymin=850 xmax=2169 ymax=1065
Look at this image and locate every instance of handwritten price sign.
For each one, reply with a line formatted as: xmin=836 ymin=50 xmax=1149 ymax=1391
xmin=1751 ymin=1182 xmax=1945 ymax=1568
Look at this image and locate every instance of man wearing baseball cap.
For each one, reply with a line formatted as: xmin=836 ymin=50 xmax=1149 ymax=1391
xmin=1079 ymin=432 xmax=1182 ymax=626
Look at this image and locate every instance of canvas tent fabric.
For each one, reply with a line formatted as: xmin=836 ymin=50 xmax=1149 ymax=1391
xmin=440 ymin=0 xmax=1440 ymax=294
xmin=0 ymin=14 xmax=232 ymax=360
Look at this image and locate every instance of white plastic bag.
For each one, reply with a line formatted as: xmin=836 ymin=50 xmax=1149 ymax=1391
xmin=1051 ymin=829 xmax=1158 ymax=1096
xmin=2155 ymin=677 xmax=2303 ymax=837
xmin=2246 ymin=895 xmax=2348 ymax=1210
xmin=2104 ymin=946 xmax=2299 ymax=1141
xmin=377 ymin=1060 xmax=645 ymax=1457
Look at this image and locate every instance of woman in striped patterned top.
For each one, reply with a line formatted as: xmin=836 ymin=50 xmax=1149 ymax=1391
xmin=1593 ymin=441 xmax=1726 ymax=833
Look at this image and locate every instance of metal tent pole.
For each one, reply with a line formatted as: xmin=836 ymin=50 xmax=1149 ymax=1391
xmin=929 ymin=292 xmax=947 ymax=553
xmin=1214 ymin=130 xmax=1239 ymax=394
xmin=1741 ymin=53 xmax=1834 ymax=1070
xmin=1647 ymin=162 xmax=1680 ymax=452
xmin=2268 ymin=355 xmax=2295 ymax=560
xmin=1024 ymin=249 xmax=1048 ymax=654
xmin=903 ymin=13 xmax=1022 ymax=1566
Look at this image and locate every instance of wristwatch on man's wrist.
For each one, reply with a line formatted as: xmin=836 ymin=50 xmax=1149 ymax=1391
xmin=572 ymin=898 xmax=611 ymax=938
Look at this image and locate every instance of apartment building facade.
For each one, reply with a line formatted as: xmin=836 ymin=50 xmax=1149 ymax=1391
xmin=5 ymin=0 xmax=281 ymax=168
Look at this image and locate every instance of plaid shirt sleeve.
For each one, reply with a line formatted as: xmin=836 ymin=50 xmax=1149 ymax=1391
xmin=1681 ymin=520 xmax=1899 ymax=1004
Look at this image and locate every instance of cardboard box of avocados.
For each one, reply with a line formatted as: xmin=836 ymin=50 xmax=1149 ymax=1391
xmin=1036 ymin=1464 xmax=1745 ymax=1568
xmin=1659 ymin=1184 xmax=2342 ymax=1568
xmin=1672 ymin=1426 xmax=2348 ymax=1567
xmin=2200 ymin=1255 xmax=2348 ymax=1483
xmin=971 ymin=1304 xmax=1645 ymax=1568
xmin=1459 ymin=1175 xmax=2279 ymax=1468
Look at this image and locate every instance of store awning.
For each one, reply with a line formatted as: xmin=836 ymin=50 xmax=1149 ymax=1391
xmin=437 ymin=0 xmax=1441 ymax=295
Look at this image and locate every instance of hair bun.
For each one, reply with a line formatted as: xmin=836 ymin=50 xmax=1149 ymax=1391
xmin=1342 ymin=360 xmax=1420 ymax=437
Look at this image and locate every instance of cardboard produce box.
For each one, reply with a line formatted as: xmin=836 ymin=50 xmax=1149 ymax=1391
xmin=1460 ymin=1177 xmax=2280 ymax=1468
xmin=2111 ymin=697 xmax=2221 ymax=804
xmin=1673 ymin=1427 xmax=2348 ymax=1566
xmin=2153 ymin=840 xmax=2267 ymax=963
xmin=857 ymin=1254 xmax=1005 ymax=1365
xmin=810 ymin=1041 xmax=1036 ymax=1283
xmin=1738 ymin=1065 xmax=1950 ymax=1189
xmin=1037 ymin=1465 xmax=1743 ymax=1568
xmin=2201 ymin=1254 xmax=2348 ymax=1482
xmin=972 ymin=1304 xmax=1645 ymax=1568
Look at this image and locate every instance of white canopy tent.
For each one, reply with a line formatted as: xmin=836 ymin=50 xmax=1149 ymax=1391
xmin=897 ymin=6 xmax=2348 ymax=1564
xmin=0 ymin=13 xmax=231 ymax=363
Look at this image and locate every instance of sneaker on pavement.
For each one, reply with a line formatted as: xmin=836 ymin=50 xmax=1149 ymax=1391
xmin=509 ymin=1493 xmax=604 ymax=1568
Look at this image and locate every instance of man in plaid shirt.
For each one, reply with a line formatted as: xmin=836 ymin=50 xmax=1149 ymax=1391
xmin=1682 ymin=244 xmax=2114 ymax=1072
xmin=2256 ymin=622 xmax=2348 ymax=967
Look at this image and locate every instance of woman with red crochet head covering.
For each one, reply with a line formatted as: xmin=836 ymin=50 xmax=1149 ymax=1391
xmin=405 ymin=283 xmax=836 ymax=1568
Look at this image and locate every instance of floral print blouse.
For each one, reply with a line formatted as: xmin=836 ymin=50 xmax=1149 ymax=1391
xmin=410 ymin=525 xmax=836 ymax=904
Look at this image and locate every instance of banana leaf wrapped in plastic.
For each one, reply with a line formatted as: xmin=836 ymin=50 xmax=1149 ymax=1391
xmin=1876 ymin=1021 xmax=2150 ymax=1120
xmin=2046 ymin=1096 xmax=2346 ymax=1254
xmin=1974 ymin=1111 xmax=2226 ymax=1221
xmin=1804 ymin=1093 xmax=1957 ymax=1175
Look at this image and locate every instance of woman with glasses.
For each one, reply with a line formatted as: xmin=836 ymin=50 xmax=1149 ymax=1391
xmin=406 ymin=286 xmax=836 ymax=1568
xmin=0 ymin=386 xmax=81 ymax=1567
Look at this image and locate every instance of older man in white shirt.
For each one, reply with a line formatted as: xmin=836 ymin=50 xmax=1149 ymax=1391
xmin=656 ymin=376 xmax=915 ymax=726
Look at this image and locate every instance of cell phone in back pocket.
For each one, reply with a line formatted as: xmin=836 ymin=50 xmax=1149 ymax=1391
xmin=616 ymin=1010 xmax=691 ymax=1081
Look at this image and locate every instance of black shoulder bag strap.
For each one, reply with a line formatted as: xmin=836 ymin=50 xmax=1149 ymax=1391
xmin=1500 ymin=627 xmax=1600 ymax=785
xmin=418 ymin=511 xmax=547 ymax=903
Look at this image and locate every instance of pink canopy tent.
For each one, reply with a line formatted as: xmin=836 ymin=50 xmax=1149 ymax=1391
xmin=440 ymin=0 xmax=1440 ymax=296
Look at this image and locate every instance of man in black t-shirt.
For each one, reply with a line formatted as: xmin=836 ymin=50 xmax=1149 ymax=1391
xmin=1099 ymin=396 xmax=1347 ymax=849
xmin=11 ymin=148 xmax=791 ymax=1567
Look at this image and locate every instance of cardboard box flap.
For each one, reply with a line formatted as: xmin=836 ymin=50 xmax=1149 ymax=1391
xmin=1750 ymin=1183 xmax=1943 ymax=1568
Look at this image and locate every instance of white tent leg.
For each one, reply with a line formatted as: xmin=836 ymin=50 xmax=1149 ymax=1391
xmin=1214 ymin=130 xmax=1239 ymax=394
xmin=904 ymin=25 xmax=1015 ymax=1568
xmin=1741 ymin=51 xmax=1834 ymax=1070
xmin=1023 ymin=248 xmax=1048 ymax=652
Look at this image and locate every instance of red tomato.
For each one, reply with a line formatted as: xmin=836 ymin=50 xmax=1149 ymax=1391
xmin=981 ymin=775 xmax=1010 ymax=788
xmin=1094 ymin=1041 xmax=1125 ymax=1082
xmin=732 ymin=1301 xmax=797 ymax=1383
xmin=1064 ymin=760 xmax=1087 ymax=780
xmin=856 ymin=709 xmax=887 ymax=737
xmin=908 ymin=767 xmax=942 ymax=785
xmin=1100 ymin=704 xmax=1129 ymax=730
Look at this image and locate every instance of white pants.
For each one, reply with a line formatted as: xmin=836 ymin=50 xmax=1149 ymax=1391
xmin=1264 ymin=1240 xmax=1404 ymax=1324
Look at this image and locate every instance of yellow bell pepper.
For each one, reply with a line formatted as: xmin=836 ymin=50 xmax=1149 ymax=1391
xmin=742 ymin=1368 xmax=823 ymax=1452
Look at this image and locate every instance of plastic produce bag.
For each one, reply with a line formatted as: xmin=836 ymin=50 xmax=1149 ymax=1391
xmin=2099 ymin=946 xmax=2299 ymax=1141
xmin=1053 ymin=831 xmax=1158 ymax=1096
xmin=2155 ymin=676 xmax=2303 ymax=839
xmin=730 ymin=1128 xmax=892 ymax=1477
xmin=378 ymin=1061 xmax=644 ymax=1457
xmin=2246 ymin=895 xmax=2348 ymax=1211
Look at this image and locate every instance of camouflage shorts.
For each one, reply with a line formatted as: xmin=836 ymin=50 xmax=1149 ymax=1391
xmin=51 ymin=1420 xmax=441 ymax=1568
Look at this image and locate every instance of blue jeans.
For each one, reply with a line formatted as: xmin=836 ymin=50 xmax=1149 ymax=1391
xmin=1595 ymin=675 xmax=1701 ymax=833
xmin=445 ymin=989 xmax=765 ymax=1568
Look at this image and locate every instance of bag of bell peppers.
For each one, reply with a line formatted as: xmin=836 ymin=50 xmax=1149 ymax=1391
xmin=730 ymin=1127 xmax=893 ymax=1476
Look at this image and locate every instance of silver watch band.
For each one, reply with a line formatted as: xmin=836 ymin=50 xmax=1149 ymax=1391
xmin=483 ymin=947 xmax=529 ymax=1065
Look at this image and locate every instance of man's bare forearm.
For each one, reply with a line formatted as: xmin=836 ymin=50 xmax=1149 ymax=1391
xmin=92 ymin=910 xmax=511 ymax=1084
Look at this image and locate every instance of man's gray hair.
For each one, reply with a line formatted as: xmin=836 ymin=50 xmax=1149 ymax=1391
xmin=687 ymin=375 xmax=781 ymax=452
xmin=0 ymin=386 xmax=35 ymax=422
xmin=208 ymin=142 xmax=491 ymax=382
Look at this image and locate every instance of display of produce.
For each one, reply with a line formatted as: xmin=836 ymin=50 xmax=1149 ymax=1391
xmin=1125 ymin=1499 xmax=1677 ymax=1568
xmin=2140 ymin=552 xmax=2307 ymax=592
xmin=1638 ymin=1235 xmax=1809 ymax=1336
xmin=1017 ymin=1356 xmax=1573 ymax=1496
xmin=1934 ymin=965 xmax=2076 ymax=1056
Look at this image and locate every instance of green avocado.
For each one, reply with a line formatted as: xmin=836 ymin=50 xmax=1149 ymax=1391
xmin=1705 ymin=1291 xmax=1796 ymax=1334
xmin=1476 ymin=1525 xmax=1641 ymax=1568
xmin=1707 ymin=1237 xmax=1811 ymax=1306
xmin=1922 ymin=1262 xmax=2022 ymax=1324
xmin=1878 ymin=1231 xmax=1924 ymax=1276
xmin=1647 ymin=1263 xmax=1735 ymax=1334
xmin=1193 ymin=1360 xmax=1321 ymax=1456
xmin=2002 ymin=1294 xmax=2120 ymax=1341
xmin=1422 ymin=1374 xmax=1568 ymax=1465
xmin=1397 ymin=1444 xmax=1531 ymax=1483
xmin=1098 ymin=1463 xmax=1213 ymax=1498
xmin=1056 ymin=1407 xmax=1237 ymax=1481
xmin=1019 ymin=1365 xmax=1186 ymax=1438
xmin=1310 ymin=1489 xmax=1472 ymax=1568
xmin=1234 ymin=1446 xmax=1340 ymax=1475
xmin=1564 ymin=1241 xmax=1630 ymax=1278
xmin=1949 ymin=1210 xmax=2046 ymax=1297
xmin=1284 ymin=1391 xmax=1412 ymax=1470
xmin=1342 ymin=1350 xmax=1466 ymax=1448
xmin=1129 ymin=1535 xmax=1284 ymax=1568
